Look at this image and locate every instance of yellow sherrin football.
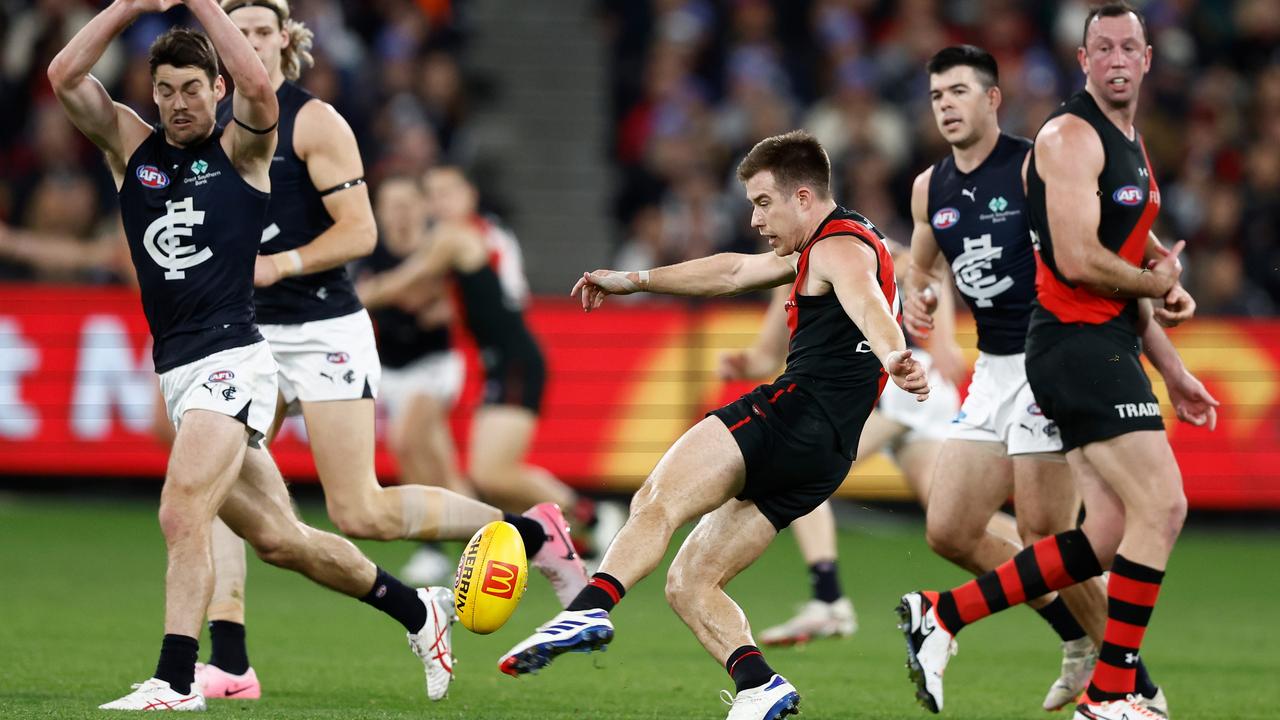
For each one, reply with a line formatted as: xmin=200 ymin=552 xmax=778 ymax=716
xmin=453 ymin=520 xmax=528 ymax=634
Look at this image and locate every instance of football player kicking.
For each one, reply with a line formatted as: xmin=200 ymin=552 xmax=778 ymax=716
xmin=725 ymin=252 xmax=968 ymax=648
xmin=498 ymin=131 xmax=929 ymax=720
xmin=47 ymin=0 xmax=468 ymax=709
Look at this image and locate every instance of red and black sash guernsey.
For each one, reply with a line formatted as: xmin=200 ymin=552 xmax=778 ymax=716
xmin=1026 ymin=90 xmax=1162 ymax=326
xmin=776 ymin=206 xmax=899 ymax=459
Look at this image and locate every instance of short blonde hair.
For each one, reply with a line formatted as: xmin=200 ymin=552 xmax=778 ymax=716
xmin=221 ymin=0 xmax=314 ymax=82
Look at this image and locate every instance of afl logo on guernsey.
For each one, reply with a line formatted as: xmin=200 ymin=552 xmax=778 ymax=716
xmin=1113 ymin=185 xmax=1144 ymax=206
xmin=326 ymin=352 xmax=350 ymax=364
xmin=136 ymin=165 xmax=170 ymax=188
xmin=208 ymin=370 xmax=235 ymax=382
xmin=931 ymin=207 xmax=960 ymax=230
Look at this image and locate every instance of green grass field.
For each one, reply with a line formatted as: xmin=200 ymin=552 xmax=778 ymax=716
xmin=2 ymin=494 xmax=1278 ymax=719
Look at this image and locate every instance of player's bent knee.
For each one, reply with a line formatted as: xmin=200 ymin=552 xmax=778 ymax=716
xmin=327 ymin=498 xmax=397 ymax=540
xmin=1017 ymin=513 xmax=1071 ymax=546
xmin=925 ymin=522 xmax=975 ymax=564
xmin=1157 ymin=491 xmax=1188 ymax=543
xmin=157 ymin=500 xmax=204 ymax=544
xmin=628 ymin=478 xmax=661 ymax=515
xmin=248 ymin=529 xmax=299 ymax=568
xmin=664 ymin=561 xmax=707 ymax=616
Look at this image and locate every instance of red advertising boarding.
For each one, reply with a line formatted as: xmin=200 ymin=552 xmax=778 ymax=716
xmin=0 ymin=285 xmax=1276 ymax=509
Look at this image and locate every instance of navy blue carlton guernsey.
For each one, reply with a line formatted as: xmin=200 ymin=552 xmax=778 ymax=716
xmin=926 ymin=132 xmax=1037 ymax=354
xmin=119 ymin=125 xmax=267 ymax=373
xmin=217 ymin=81 xmax=362 ymax=324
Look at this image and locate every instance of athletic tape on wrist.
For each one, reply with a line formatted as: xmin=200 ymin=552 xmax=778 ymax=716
xmin=285 ymin=249 xmax=303 ymax=275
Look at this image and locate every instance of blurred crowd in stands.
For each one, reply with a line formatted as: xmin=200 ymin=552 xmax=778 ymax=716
xmin=601 ymin=0 xmax=1280 ymax=316
xmin=1 ymin=0 xmax=1277 ymax=316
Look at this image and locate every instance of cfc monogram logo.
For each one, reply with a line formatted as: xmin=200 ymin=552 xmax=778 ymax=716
xmin=143 ymin=197 xmax=211 ymax=280
xmin=480 ymin=560 xmax=520 ymax=599
xmin=952 ymin=234 xmax=1014 ymax=307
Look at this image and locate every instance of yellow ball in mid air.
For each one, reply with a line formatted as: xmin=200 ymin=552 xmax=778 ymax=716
xmin=453 ymin=520 xmax=528 ymax=634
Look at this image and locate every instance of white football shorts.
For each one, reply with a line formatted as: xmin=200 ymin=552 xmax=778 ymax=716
xmin=949 ymin=351 xmax=1063 ymax=455
xmin=257 ymin=309 xmax=381 ymax=410
xmin=158 ymin=340 xmax=278 ymax=447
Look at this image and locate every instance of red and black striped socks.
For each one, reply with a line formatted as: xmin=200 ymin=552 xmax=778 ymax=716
xmin=934 ymin=529 xmax=1103 ymax=635
xmin=1086 ymin=555 xmax=1165 ymax=702
xmin=567 ymin=572 xmax=627 ymax=612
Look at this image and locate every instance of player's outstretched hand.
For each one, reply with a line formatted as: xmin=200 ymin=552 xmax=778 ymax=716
xmin=886 ymin=349 xmax=930 ymax=402
xmin=1166 ymin=368 xmax=1219 ymax=431
xmin=902 ymin=285 xmax=937 ymax=341
xmin=1154 ymin=283 xmax=1196 ymax=327
xmin=570 ymin=270 xmax=639 ymax=312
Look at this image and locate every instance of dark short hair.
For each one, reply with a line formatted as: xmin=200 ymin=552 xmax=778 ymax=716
xmin=1083 ymin=2 xmax=1149 ymax=48
xmin=736 ymin=130 xmax=831 ymax=198
xmin=149 ymin=28 xmax=219 ymax=83
xmin=926 ymin=45 xmax=999 ymax=89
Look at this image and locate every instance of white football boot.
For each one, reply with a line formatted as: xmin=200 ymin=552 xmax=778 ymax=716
xmin=1135 ymin=686 xmax=1169 ymax=718
xmin=523 ymin=503 xmax=589 ymax=608
xmin=498 ymin=609 xmax=614 ymax=676
xmin=896 ymin=591 xmax=957 ymax=713
xmin=99 ymin=678 xmax=206 ymax=711
xmin=1043 ymin=637 xmax=1099 ymax=711
xmin=759 ymin=597 xmax=858 ymax=646
xmin=407 ymin=587 xmax=456 ymax=701
xmin=1074 ymin=694 xmax=1168 ymax=720
xmin=720 ymin=674 xmax=802 ymax=720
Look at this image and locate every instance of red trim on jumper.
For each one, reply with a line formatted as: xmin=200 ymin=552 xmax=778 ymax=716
xmin=727 ymin=416 xmax=752 ymax=432
xmin=589 ymin=577 xmax=622 ymax=604
xmin=1035 ymin=138 xmax=1162 ymax=324
xmin=1107 ymin=572 xmax=1162 ymax=607
xmin=788 ymin=218 xmax=898 ymax=339
xmin=767 ymin=384 xmax=796 ymax=404
xmin=727 ymin=651 xmax=763 ymax=677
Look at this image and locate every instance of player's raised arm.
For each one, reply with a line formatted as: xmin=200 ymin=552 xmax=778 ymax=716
xmin=1037 ymin=115 xmax=1179 ymax=298
xmin=812 ymin=237 xmax=929 ymax=400
xmin=47 ymin=0 xmax=167 ymax=182
xmin=185 ymin=0 xmax=277 ymax=167
xmin=258 ymin=101 xmax=375 ymax=287
xmin=904 ymin=167 xmax=943 ymax=338
xmin=571 ymin=251 xmax=795 ymax=313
